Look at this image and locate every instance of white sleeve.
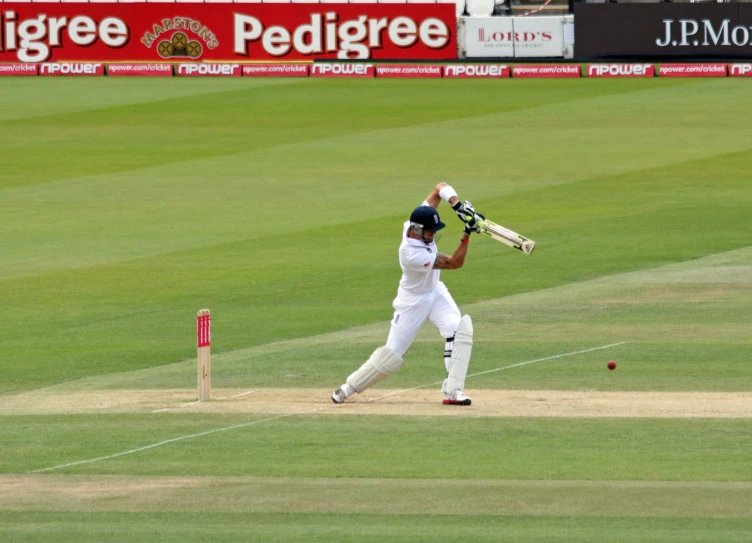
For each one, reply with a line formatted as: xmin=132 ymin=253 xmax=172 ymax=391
xmin=401 ymin=248 xmax=436 ymax=273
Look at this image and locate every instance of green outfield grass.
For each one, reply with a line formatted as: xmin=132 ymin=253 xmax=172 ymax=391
xmin=1 ymin=77 xmax=750 ymax=542
xmin=3 ymin=414 xmax=752 ymax=481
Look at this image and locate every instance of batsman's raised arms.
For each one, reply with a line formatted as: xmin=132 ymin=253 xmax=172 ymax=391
xmin=479 ymin=219 xmax=536 ymax=256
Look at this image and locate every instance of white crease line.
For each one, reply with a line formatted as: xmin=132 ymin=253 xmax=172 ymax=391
xmin=152 ymin=390 xmax=262 ymax=413
xmin=28 ymin=407 xmax=330 ymax=474
xmin=153 ymin=400 xmax=201 ymax=413
xmin=226 ymin=389 xmax=262 ymax=399
xmin=28 ymin=342 xmax=626 ymax=473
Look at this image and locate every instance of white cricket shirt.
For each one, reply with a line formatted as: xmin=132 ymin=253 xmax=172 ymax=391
xmin=397 ymin=220 xmax=440 ymax=299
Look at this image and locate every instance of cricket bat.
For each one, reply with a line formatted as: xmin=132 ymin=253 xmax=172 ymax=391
xmin=479 ymin=219 xmax=536 ymax=256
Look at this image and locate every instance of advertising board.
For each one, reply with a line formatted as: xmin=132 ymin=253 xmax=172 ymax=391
xmin=575 ymin=4 xmax=752 ymax=59
xmin=0 ymin=4 xmax=456 ymax=63
xmin=464 ymin=16 xmax=566 ymax=58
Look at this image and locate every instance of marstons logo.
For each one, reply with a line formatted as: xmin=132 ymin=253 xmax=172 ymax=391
xmin=141 ymin=17 xmax=218 ymax=60
xmin=158 ymin=32 xmax=202 ymax=59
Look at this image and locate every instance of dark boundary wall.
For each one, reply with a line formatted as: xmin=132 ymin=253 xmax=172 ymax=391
xmin=575 ymin=4 xmax=752 ymax=60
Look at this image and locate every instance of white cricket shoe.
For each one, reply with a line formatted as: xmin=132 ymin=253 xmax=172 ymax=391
xmin=331 ymin=384 xmax=355 ymax=404
xmin=443 ymin=390 xmax=472 ymax=406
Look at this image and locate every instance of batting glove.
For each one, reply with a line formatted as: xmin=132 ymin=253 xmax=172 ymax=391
xmin=452 ymin=200 xmax=476 ymax=223
xmin=464 ymin=212 xmax=485 ymax=235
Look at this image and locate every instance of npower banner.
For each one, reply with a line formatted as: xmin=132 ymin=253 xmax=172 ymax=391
xmin=575 ymin=4 xmax=752 ymax=59
xmin=0 ymin=3 xmax=456 ymax=63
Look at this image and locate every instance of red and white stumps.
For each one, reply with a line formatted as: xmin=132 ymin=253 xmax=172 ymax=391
xmin=197 ymin=309 xmax=211 ymax=401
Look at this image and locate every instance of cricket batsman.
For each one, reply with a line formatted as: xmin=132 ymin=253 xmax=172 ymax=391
xmin=332 ymin=183 xmax=484 ymax=406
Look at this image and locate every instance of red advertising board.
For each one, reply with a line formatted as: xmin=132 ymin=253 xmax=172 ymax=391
xmin=0 ymin=3 xmax=455 ymax=63
xmin=729 ymin=64 xmax=752 ymax=77
xmin=310 ymin=63 xmax=375 ymax=78
xmin=107 ymin=63 xmax=173 ymax=77
xmin=0 ymin=62 xmax=38 ymax=75
xmin=175 ymin=63 xmax=241 ymax=77
xmin=512 ymin=65 xmax=580 ymax=78
xmin=443 ymin=64 xmax=510 ymax=78
xmin=658 ymin=64 xmax=727 ymax=77
xmin=586 ymin=64 xmax=655 ymax=78
xmin=242 ymin=64 xmax=309 ymax=77
xmin=376 ymin=64 xmax=442 ymax=78
xmin=39 ymin=62 xmax=105 ymax=76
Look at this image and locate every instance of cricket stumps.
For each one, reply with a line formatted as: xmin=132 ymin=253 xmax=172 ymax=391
xmin=197 ymin=309 xmax=211 ymax=401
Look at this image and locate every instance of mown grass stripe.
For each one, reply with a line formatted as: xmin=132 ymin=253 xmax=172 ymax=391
xmin=4 ymin=475 xmax=752 ymax=518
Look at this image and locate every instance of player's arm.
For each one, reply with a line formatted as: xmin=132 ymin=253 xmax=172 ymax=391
xmin=433 ymin=213 xmax=484 ymax=270
xmin=433 ymin=233 xmax=471 ymax=270
xmin=427 ymin=184 xmax=484 ymax=229
xmin=425 ymin=183 xmax=459 ymax=210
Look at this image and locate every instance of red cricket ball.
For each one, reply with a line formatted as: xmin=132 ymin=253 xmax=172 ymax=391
xmin=608 ymin=361 xmax=617 ymax=371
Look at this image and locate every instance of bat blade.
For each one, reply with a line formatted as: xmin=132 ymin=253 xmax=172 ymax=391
xmin=480 ymin=219 xmax=536 ymax=256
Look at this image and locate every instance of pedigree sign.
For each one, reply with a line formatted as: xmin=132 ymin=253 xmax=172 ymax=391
xmin=0 ymin=4 xmax=456 ymax=63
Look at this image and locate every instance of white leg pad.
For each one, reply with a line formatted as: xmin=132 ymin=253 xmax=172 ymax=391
xmin=346 ymin=346 xmax=404 ymax=393
xmin=445 ymin=315 xmax=473 ymax=394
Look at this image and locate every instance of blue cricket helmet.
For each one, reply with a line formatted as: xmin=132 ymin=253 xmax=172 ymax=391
xmin=409 ymin=205 xmax=445 ymax=232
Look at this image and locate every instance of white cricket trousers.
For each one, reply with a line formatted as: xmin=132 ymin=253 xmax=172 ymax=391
xmin=385 ymin=282 xmax=461 ymax=357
